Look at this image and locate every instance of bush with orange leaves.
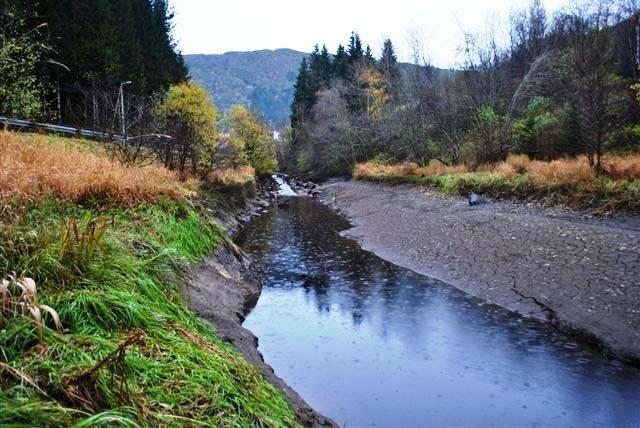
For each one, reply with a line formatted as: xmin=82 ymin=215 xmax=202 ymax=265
xmin=0 ymin=132 xmax=195 ymax=206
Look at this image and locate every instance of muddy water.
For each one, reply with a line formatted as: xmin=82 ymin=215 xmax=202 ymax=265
xmin=236 ymin=197 xmax=640 ymax=427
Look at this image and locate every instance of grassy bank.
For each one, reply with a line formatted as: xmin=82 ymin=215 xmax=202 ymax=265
xmin=354 ymin=155 xmax=640 ymax=214
xmin=0 ymin=132 xmax=296 ymax=426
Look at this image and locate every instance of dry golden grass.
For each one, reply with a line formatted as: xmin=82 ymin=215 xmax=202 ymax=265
xmin=605 ymin=153 xmax=640 ymax=181
xmin=207 ymin=166 xmax=255 ymax=186
xmin=0 ymin=132 xmax=193 ymax=206
xmin=354 ymin=161 xmax=468 ymax=179
xmin=356 ymin=154 xmax=640 ymax=186
xmin=492 ymin=162 xmax=517 ymax=178
xmin=504 ymin=154 xmax=531 ymax=174
xmin=527 ymin=157 xmax=595 ymax=185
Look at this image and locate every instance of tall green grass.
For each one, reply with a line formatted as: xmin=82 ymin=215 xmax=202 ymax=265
xmin=0 ymin=196 xmax=297 ymax=427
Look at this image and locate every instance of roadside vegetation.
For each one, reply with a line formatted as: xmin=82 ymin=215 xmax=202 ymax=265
xmin=0 ymin=131 xmax=296 ymax=426
xmin=285 ymin=1 xmax=640 ymax=214
xmin=354 ymin=154 xmax=640 ymax=213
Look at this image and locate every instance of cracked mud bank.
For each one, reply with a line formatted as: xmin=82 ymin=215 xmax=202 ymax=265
xmin=320 ymin=180 xmax=640 ymax=363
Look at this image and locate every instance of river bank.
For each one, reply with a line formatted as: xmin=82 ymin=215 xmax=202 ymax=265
xmin=0 ymin=131 xmax=313 ymax=426
xmin=320 ymin=180 xmax=640 ymax=364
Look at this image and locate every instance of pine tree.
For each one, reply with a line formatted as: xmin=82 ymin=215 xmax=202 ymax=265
xmin=0 ymin=0 xmax=46 ymax=118
xmin=291 ymin=57 xmax=314 ymax=127
xmin=364 ymin=45 xmax=375 ymax=64
xmin=309 ymin=44 xmax=333 ymax=90
xmin=319 ymin=44 xmax=333 ymax=84
xmin=378 ymin=39 xmax=400 ymax=94
xmin=35 ymin=0 xmax=187 ymax=126
xmin=334 ymin=44 xmax=351 ymax=80
xmin=348 ymin=32 xmax=364 ymax=63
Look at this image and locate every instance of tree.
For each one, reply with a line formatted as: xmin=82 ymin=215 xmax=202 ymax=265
xmin=35 ymin=0 xmax=187 ymax=128
xmin=509 ymin=0 xmax=548 ymax=77
xmin=228 ymin=106 xmax=278 ymax=174
xmin=560 ymin=5 xmax=631 ymax=174
xmin=378 ymin=39 xmax=400 ymax=96
xmin=0 ymin=0 xmax=47 ymax=118
xmin=334 ymin=44 xmax=351 ymax=80
xmin=512 ymin=97 xmax=559 ymax=160
xmin=364 ymin=45 xmax=375 ymax=65
xmin=309 ymin=44 xmax=333 ymax=89
xmin=156 ymin=81 xmax=217 ymax=176
xmin=348 ymin=32 xmax=364 ymax=63
xmin=358 ymin=67 xmax=389 ymax=119
xmin=291 ymin=57 xmax=315 ymax=128
xmin=467 ymin=106 xmax=505 ymax=164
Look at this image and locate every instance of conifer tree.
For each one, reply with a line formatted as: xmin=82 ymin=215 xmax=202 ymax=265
xmin=309 ymin=44 xmax=333 ymax=90
xmin=348 ymin=32 xmax=364 ymax=63
xmin=334 ymin=44 xmax=351 ymax=80
xmin=365 ymin=45 xmax=375 ymax=65
xmin=319 ymin=44 xmax=333 ymax=84
xmin=33 ymin=0 xmax=187 ymax=126
xmin=378 ymin=39 xmax=400 ymax=94
xmin=291 ymin=58 xmax=314 ymax=127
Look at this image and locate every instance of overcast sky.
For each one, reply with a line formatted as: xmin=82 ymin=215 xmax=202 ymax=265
xmin=169 ymin=0 xmax=570 ymax=68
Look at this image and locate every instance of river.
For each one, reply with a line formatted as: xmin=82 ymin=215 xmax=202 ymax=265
xmin=236 ymin=195 xmax=640 ymax=427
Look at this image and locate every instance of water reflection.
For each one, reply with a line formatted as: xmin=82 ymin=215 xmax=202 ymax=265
xmin=237 ymin=197 xmax=640 ymax=427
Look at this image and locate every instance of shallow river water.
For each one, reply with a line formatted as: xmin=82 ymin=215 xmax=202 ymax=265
xmin=236 ymin=196 xmax=640 ymax=427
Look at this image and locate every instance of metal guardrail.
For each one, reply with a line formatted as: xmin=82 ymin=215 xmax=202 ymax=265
xmin=0 ymin=116 xmax=126 ymax=141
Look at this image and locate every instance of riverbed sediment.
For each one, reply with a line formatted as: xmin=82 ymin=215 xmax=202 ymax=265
xmin=320 ymin=180 xmax=640 ymax=364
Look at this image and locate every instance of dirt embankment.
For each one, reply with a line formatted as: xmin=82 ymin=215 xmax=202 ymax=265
xmin=320 ymin=180 xmax=640 ymax=364
xmin=183 ymin=183 xmax=336 ymax=427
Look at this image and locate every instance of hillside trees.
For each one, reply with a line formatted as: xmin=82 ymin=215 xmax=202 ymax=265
xmin=289 ymin=32 xmax=403 ymax=176
xmin=0 ymin=0 xmax=187 ymax=128
xmin=227 ymin=106 xmax=278 ymax=174
xmin=559 ymin=4 xmax=633 ymax=174
xmin=287 ymin=1 xmax=640 ymax=178
xmin=156 ymin=82 xmax=217 ymax=176
xmin=378 ymin=39 xmax=401 ymax=97
xmin=0 ymin=0 xmax=47 ymax=118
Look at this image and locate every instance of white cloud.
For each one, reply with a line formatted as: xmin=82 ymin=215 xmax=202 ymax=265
xmin=169 ymin=0 xmax=569 ymax=68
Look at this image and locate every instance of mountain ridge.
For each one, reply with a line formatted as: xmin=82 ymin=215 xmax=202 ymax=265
xmin=185 ymin=49 xmax=308 ymax=128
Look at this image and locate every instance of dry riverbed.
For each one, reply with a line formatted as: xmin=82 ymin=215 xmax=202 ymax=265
xmin=320 ymin=180 xmax=640 ymax=364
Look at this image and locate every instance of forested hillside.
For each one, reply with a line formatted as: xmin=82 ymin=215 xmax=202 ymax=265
xmin=185 ymin=49 xmax=307 ymax=127
xmin=1 ymin=0 xmax=187 ymax=128
xmin=287 ymin=2 xmax=640 ymax=181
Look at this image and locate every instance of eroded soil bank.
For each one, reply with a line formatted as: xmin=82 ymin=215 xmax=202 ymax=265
xmin=320 ymin=180 xmax=640 ymax=363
